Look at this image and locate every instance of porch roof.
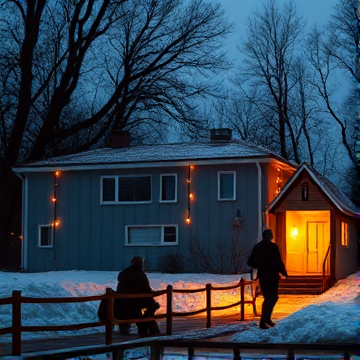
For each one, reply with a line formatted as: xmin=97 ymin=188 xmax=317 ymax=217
xmin=266 ymin=163 xmax=360 ymax=217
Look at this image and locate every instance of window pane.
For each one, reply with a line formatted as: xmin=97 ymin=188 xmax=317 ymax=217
xmin=119 ymin=177 xmax=151 ymax=202
xmin=220 ymin=173 xmax=234 ymax=199
xmin=40 ymin=226 xmax=52 ymax=246
xmin=164 ymin=226 xmax=177 ymax=242
xmin=128 ymin=227 xmax=161 ymax=244
xmin=162 ymin=175 xmax=176 ymax=201
xmin=102 ymin=178 xmax=116 ymax=201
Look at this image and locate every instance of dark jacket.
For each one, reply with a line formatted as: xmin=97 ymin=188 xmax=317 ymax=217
xmin=117 ymin=264 xmax=153 ymax=294
xmin=247 ymin=240 xmax=288 ymax=282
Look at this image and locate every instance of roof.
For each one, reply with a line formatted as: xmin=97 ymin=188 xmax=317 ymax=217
xmin=12 ymin=140 xmax=297 ymax=172
xmin=266 ymin=163 xmax=360 ymax=217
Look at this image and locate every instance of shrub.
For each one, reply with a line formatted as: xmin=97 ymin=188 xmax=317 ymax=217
xmin=157 ymin=251 xmax=184 ymax=274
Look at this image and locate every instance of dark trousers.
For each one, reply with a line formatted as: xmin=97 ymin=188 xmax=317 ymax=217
xmin=137 ymin=299 xmax=160 ymax=336
xmin=259 ymin=278 xmax=279 ymax=324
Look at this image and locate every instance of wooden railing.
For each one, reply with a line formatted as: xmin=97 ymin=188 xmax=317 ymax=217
xmin=322 ymin=244 xmax=331 ymax=292
xmin=0 ymin=278 xmax=257 ymax=356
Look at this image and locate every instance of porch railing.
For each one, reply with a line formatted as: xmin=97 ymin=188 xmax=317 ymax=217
xmin=0 ymin=278 xmax=257 ymax=356
xmin=322 ymin=243 xmax=331 ymax=292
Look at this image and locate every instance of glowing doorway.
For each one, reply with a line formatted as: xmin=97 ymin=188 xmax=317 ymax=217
xmin=285 ymin=210 xmax=330 ymax=275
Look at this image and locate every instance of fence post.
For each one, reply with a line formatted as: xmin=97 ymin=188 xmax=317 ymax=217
xmin=12 ymin=290 xmax=22 ymax=356
xmin=166 ymin=285 xmax=173 ymax=335
xmin=206 ymin=284 xmax=211 ymax=328
xmin=105 ymin=287 xmax=113 ymax=345
xmin=240 ymin=278 xmax=245 ymax=321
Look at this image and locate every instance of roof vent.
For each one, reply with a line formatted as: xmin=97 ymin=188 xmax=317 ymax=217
xmin=109 ymin=130 xmax=130 ymax=148
xmin=210 ymin=128 xmax=232 ymax=141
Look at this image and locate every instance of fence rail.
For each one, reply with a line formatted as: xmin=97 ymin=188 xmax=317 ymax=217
xmin=0 ymin=278 xmax=257 ymax=356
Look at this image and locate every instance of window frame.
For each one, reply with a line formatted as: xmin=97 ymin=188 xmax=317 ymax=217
xmin=100 ymin=175 xmax=152 ymax=204
xmin=159 ymin=173 xmax=178 ymax=203
xmin=124 ymin=224 xmax=179 ymax=246
xmin=341 ymin=221 xmax=349 ymax=247
xmin=38 ymin=224 xmax=53 ymax=248
xmin=217 ymin=171 xmax=236 ymax=201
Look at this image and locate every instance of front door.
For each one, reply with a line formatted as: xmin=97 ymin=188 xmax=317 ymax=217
xmin=306 ymin=221 xmax=327 ymax=273
xmin=285 ymin=211 xmax=330 ymax=275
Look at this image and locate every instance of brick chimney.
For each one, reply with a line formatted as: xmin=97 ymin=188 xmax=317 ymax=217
xmin=109 ymin=130 xmax=130 ymax=148
xmin=210 ymin=128 xmax=232 ymax=141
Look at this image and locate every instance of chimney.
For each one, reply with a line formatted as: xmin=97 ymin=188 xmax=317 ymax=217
xmin=109 ymin=130 xmax=130 ymax=148
xmin=210 ymin=128 xmax=232 ymax=141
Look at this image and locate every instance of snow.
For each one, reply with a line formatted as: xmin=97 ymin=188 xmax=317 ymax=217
xmin=0 ymin=271 xmax=360 ymax=345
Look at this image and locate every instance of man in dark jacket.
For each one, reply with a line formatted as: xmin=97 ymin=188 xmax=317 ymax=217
xmin=247 ymin=229 xmax=288 ymax=329
xmin=116 ymin=256 xmax=160 ymax=336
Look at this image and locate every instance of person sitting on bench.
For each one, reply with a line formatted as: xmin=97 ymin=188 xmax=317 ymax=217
xmin=116 ymin=256 xmax=160 ymax=336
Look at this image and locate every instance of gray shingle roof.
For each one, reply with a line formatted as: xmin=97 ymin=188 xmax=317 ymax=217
xmin=13 ymin=140 xmax=296 ymax=171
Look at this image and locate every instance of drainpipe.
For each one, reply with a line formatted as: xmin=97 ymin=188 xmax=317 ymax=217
xmin=256 ymin=162 xmax=262 ymax=242
xmin=14 ymin=172 xmax=27 ymax=271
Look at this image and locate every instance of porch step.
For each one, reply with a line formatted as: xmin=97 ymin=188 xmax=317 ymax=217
xmin=278 ymin=276 xmax=331 ymax=295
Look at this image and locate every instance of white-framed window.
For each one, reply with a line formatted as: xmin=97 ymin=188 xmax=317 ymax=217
xmin=341 ymin=221 xmax=349 ymax=247
xmin=38 ymin=225 xmax=53 ymax=248
xmin=101 ymin=175 xmax=152 ymax=204
xmin=160 ymin=174 xmax=177 ymax=203
xmin=125 ymin=225 xmax=178 ymax=246
xmin=218 ymin=171 xmax=236 ymax=200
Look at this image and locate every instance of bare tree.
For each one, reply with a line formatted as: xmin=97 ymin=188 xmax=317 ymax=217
xmin=0 ymin=0 xmax=231 ymax=267
xmin=235 ymin=0 xmax=306 ymax=163
xmin=306 ymin=0 xmax=360 ymax=198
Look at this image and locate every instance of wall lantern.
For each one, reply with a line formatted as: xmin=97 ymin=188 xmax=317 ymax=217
xmin=302 ymin=182 xmax=309 ymax=201
xmin=291 ymin=227 xmax=298 ymax=239
xmin=233 ymin=209 xmax=243 ymax=229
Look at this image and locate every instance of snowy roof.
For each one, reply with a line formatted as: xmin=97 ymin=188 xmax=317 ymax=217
xmin=266 ymin=163 xmax=360 ymax=217
xmin=12 ymin=140 xmax=297 ymax=172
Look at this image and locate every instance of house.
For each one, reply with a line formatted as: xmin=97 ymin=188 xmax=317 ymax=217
xmin=12 ymin=130 xmax=359 ymax=293
xmin=266 ymin=163 xmax=360 ymax=293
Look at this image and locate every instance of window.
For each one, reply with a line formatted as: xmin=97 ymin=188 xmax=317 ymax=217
xmin=341 ymin=221 xmax=349 ymax=247
xmin=125 ymin=225 xmax=178 ymax=246
xmin=38 ymin=225 xmax=53 ymax=248
xmin=160 ymin=174 xmax=177 ymax=203
xmin=101 ymin=175 xmax=151 ymax=204
xmin=218 ymin=171 xmax=236 ymax=200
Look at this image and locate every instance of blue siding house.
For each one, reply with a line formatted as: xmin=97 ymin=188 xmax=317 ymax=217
xmin=12 ymin=130 xmax=296 ymax=273
xmin=12 ymin=130 xmax=359 ymax=289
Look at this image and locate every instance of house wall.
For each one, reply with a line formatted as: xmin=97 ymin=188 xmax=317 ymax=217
xmin=24 ymin=162 xmax=263 ymax=272
xmin=334 ymin=214 xmax=358 ymax=280
xmin=274 ymin=175 xmax=332 ymax=212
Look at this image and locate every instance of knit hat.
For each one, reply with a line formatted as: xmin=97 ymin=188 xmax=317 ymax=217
xmin=130 ymin=256 xmax=144 ymax=267
xmin=262 ymin=229 xmax=273 ymax=241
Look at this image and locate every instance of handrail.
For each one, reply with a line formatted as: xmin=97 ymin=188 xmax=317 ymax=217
xmin=322 ymin=243 xmax=331 ymax=292
xmin=15 ymin=338 xmax=358 ymax=360
xmin=0 ymin=278 xmax=257 ymax=356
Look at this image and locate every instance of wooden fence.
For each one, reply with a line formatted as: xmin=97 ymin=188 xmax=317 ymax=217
xmin=0 ymin=278 xmax=257 ymax=356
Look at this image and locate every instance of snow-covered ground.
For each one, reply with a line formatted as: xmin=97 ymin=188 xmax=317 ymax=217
xmin=0 ymin=270 xmax=359 ymax=346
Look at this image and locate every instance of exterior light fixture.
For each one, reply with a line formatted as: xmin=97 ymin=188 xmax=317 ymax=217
xmin=302 ymin=182 xmax=309 ymax=201
xmin=291 ymin=227 xmax=298 ymax=239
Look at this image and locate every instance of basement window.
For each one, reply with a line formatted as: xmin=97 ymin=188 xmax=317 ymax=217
xmin=38 ymin=225 xmax=53 ymax=248
xmin=341 ymin=221 xmax=349 ymax=247
xmin=125 ymin=225 xmax=178 ymax=246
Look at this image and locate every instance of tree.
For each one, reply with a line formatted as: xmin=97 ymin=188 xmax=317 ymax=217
xmin=219 ymin=0 xmax=339 ymax=174
xmin=0 ymin=0 xmax=231 ymax=268
xmin=306 ymin=0 xmax=360 ymax=200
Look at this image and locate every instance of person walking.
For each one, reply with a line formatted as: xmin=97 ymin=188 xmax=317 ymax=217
xmin=247 ymin=229 xmax=288 ymax=329
xmin=116 ymin=256 xmax=160 ymax=336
